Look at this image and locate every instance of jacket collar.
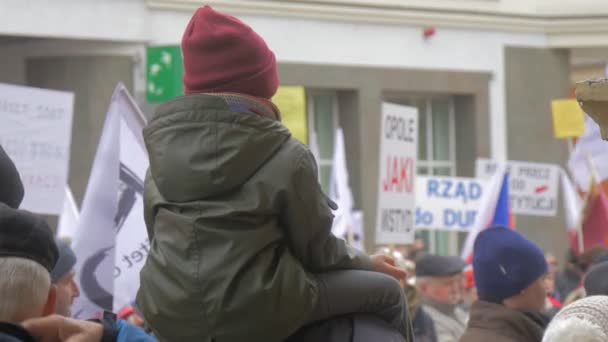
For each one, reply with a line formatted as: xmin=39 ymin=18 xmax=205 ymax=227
xmin=467 ymin=300 xmax=545 ymax=341
xmin=0 ymin=321 xmax=36 ymax=342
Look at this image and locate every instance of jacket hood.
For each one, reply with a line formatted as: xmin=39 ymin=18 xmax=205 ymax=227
xmin=144 ymin=94 xmax=290 ymax=202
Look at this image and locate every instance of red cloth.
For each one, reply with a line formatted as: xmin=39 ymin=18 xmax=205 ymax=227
xmin=181 ymin=6 xmax=278 ymax=99
xmin=547 ymin=296 xmax=562 ymax=309
xmin=117 ymin=306 xmax=136 ymax=320
xmin=465 ymin=267 xmax=475 ymax=289
xmin=571 ymin=189 xmax=608 ymax=254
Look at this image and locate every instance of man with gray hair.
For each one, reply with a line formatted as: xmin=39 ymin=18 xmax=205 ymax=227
xmin=0 ymin=203 xmax=59 ymax=340
xmin=416 ymin=254 xmax=468 ymax=342
xmin=0 ymin=204 xmax=156 ymax=342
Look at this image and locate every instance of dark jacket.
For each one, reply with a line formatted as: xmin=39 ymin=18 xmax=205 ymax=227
xmin=555 ymin=268 xmax=580 ymax=301
xmin=137 ymin=94 xmax=373 ymax=342
xmin=0 ymin=322 xmax=35 ymax=342
xmin=0 ymin=145 xmax=24 ymax=208
xmin=460 ymin=301 xmax=545 ymax=342
xmin=413 ymin=308 xmax=437 ymax=342
xmin=287 ymin=314 xmax=407 ymax=342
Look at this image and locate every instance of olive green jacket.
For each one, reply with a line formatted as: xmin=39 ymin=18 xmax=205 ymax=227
xmin=136 ymin=95 xmax=373 ymax=342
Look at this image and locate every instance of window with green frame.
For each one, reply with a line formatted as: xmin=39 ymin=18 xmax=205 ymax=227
xmin=387 ymin=96 xmax=462 ymax=256
xmin=307 ymin=91 xmax=338 ymax=193
xmin=308 ymin=92 xmax=465 ymax=257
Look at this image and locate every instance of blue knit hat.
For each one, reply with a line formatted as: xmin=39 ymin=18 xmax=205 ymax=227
xmin=473 ymin=226 xmax=548 ymax=301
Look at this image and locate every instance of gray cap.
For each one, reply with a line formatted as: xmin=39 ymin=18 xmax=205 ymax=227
xmin=416 ymin=254 xmax=466 ymax=277
xmin=50 ymin=239 xmax=77 ymax=283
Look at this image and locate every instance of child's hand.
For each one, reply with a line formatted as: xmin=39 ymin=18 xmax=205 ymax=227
xmin=370 ymin=254 xmax=407 ymax=280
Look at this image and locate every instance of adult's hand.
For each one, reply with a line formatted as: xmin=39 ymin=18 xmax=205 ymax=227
xmin=22 ymin=315 xmax=103 ymax=342
xmin=370 ymin=254 xmax=407 ymax=280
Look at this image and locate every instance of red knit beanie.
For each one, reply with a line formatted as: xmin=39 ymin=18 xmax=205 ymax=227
xmin=182 ymin=6 xmax=279 ymax=99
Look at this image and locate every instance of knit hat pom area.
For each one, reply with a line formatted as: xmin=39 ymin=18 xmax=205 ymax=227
xmin=543 ymin=296 xmax=608 ymax=342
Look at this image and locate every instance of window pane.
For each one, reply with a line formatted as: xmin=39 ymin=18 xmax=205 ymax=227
xmin=436 ymin=231 xmax=450 ymax=256
xmin=417 ymin=166 xmax=429 ymax=175
xmin=417 ymin=229 xmax=431 ymax=255
xmin=432 ymin=98 xmax=450 ymax=161
xmin=458 ymin=231 xmax=468 ymax=255
xmin=313 ymin=94 xmax=335 ymax=160
xmin=319 ymin=165 xmax=332 ymax=194
xmin=433 ymin=167 xmax=451 ymax=176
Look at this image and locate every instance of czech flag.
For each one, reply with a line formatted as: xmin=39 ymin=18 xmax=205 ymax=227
xmin=461 ymin=165 xmax=513 ymax=261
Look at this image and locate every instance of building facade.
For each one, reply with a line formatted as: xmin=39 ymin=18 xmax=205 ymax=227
xmin=2 ymin=0 xmax=606 ymax=257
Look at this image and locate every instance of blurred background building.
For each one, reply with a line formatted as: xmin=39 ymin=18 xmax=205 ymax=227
xmin=2 ymin=0 xmax=607 ymax=257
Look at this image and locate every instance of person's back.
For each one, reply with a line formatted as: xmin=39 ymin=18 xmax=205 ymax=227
xmin=138 ymin=94 xmax=344 ymax=341
xmin=137 ymin=6 xmax=412 ymax=342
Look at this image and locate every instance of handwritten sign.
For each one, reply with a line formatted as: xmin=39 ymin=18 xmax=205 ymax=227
xmin=415 ymin=176 xmax=485 ymax=230
xmin=0 ymin=83 xmax=74 ymax=214
xmin=376 ymin=103 xmax=418 ymax=244
xmin=476 ymin=159 xmax=559 ymax=217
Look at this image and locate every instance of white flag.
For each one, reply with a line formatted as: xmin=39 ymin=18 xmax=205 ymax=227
xmin=56 ymin=186 xmax=79 ymax=240
xmin=568 ymin=115 xmax=608 ymax=190
xmin=309 ymin=130 xmax=321 ymax=168
xmin=561 ymin=169 xmax=582 ymax=231
xmin=351 ymin=210 xmax=365 ymax=250
xmin=329 ymin=128 xmax=363 ymax=247
xmin=71 ymin=84 xmax=148 ymax=319
xmin=461 ymin=163 xmax=507 ymax=259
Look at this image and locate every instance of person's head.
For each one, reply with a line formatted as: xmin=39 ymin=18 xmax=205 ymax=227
xmin=542 ymin=296 xmax=608 ymax=342
xmin=546 ymin=253 xmax=558 ymax=275
xmin=473 ymin=226 xmax=548 ymax=312
xmin=584 ymin=261 xmax=608 ymax=296
xmin=578 ymin=246 xmax=608 ymax=273
xmin=565 ymin=247 xmax=580 ymax=271
xmin=0 ymin=204 xmax=58 ymax=322
xmin=181 ymin=6 xmax=278 ymax=99
xmin=0 ymin=145 xmax=24 ymax=208
xmin=0 ymin=258 xmax=56 ymax=322
xmin=50 ymin=239 xmax=79 ymax=317
xmin=591 ymin=251 xmax=608 ymax=266
xmin=416 ymin=255 xmax=466 ymax=305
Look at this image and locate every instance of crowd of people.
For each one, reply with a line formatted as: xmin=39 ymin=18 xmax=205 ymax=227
xmin=2 ymin=4 xmax=608 ymax=342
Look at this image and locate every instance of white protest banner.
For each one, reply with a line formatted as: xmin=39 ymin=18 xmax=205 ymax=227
xmin=415 ymin=176 xmax=485 ymax=230
xmin=0 ymin=83 xmax=74 ymax=214
xmin=376 ymin=103 xmax=418 ymax=244
xmin=72 ymin=83 xmax=148 ymax=319
xmin=476 ymin=159 xmax=559 ymax=216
